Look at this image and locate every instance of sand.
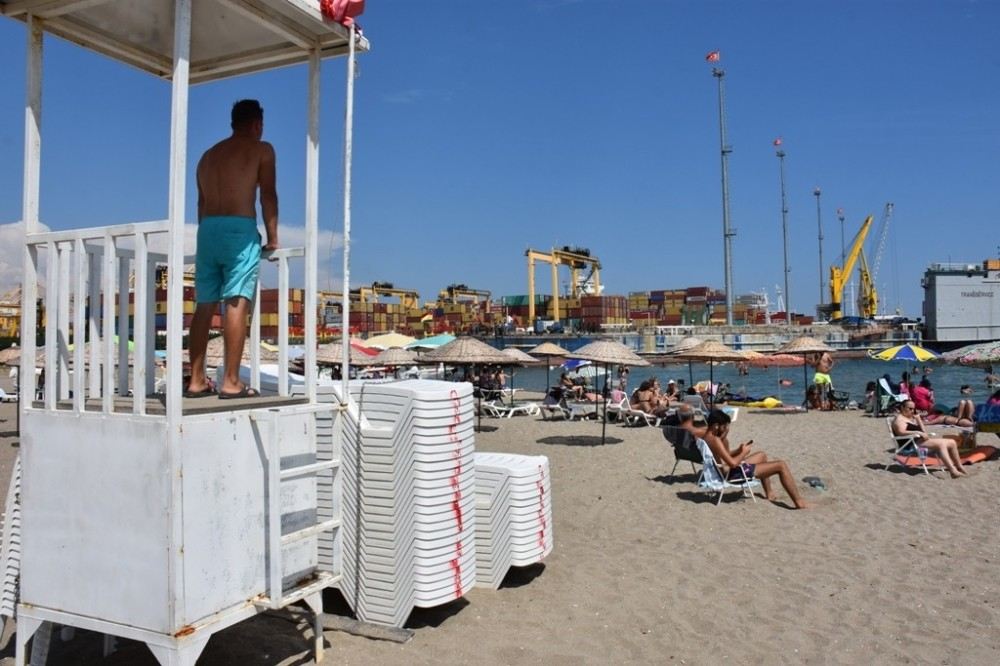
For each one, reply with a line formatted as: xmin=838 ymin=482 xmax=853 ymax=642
xmin=1 ymin=381 xmax=999 ymax=665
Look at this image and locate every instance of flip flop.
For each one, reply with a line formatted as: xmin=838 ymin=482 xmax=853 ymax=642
xmin=218 ymin=386 xmax=261 ymax=400
xmin=183 ymin=387 xmax=216 ymax=398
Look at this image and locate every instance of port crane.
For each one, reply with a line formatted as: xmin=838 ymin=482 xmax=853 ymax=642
xmin=525 ymin=246 xmax=602 ymax=321
xmin=438 ymin=284 xmax=492 ymax=312
xmin=859 ymin=203 xmax=893 ymax=317
xmin=318 ymin=281 xmax=421 ymax=310
xmin=822 ymin=214 xmax=877 ymax=320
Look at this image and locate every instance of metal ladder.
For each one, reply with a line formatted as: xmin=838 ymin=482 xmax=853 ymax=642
xmin=254 ymin=408 xmax=342 ymax=610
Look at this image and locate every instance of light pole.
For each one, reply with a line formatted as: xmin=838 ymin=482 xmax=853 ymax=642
xmin=814 ymin=187 xmax=824 ymax=315
xmin=711 ymin=62 xmax=735 ymax=325
xmin=775 ymin=140 xmax=791 ymax=326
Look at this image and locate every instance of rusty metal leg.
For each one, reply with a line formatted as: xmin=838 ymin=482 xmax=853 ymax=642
xmin=147 ymin=635 xmax=210 ymax=666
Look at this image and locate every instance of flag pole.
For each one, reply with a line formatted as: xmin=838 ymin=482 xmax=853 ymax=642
xmin=709 ymin=52 xmax=735 ymax=326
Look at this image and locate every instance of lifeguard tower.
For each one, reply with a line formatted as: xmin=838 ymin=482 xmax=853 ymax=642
xmin=2 ymin=1 xmax=367 ymax=664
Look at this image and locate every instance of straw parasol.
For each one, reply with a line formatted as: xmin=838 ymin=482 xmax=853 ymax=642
xmin=372 ymin=346 xmax=417 ymax=367
xmin=0 ymin=344 xmax=20 ymax=366
xmin=315 ymin=341 xmax=378 ymax=366
xmin=424 ymin=337 xmax=514 ymax=431
xmin=502 ymin=347 xmax=540 ymax=407
xmin=568 ymin=339 xmax=650 ymax=445
xmin=527 ymin=341 xmax=571 ymax=393
xmin=774 ymin=336 xmax=836 ymax=406
xmin=670 ymin=335 xmax=704 ymax=386
xmin=941 ymin=340 xmax=1000 ymax=368
xmin=673 ymin=340 xmax=748 ymax=409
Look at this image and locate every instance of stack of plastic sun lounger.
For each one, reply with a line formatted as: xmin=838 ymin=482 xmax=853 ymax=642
xmin=473 ymin=452 xmax=554 ymax=588
xmin=338 ymin=380 xmax=478 ymax=626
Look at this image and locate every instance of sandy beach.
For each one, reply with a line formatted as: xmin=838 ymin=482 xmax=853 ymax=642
xmin=1 ymin=383 xmax=998 ymax=665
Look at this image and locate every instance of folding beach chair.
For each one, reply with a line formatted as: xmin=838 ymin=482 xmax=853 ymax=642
xmin=877 ymin=378 xmax=907 ymax=416
xmin=662 ymin=425 xmax=701 ymax=477
xmin=695 ymin=438 xmax=761 ymax=505
xmin=884 ymin=417 xmax=939 ymax=475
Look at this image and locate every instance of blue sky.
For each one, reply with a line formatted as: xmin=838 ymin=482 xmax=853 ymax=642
xmin=1 ymin=0 xmax=998 ymax=317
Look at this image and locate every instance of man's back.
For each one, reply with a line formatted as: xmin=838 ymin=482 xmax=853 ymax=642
xmin=197 ymin=136 xmax=272 ymax=219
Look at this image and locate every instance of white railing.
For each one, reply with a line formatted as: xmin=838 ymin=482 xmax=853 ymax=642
xmin=25 ymin=220 xmax=169 ymax=416
xmin=23 ymin=219 xmax=305 ymax=415
xmin=251 ymin=247 xmax=304 ymax=397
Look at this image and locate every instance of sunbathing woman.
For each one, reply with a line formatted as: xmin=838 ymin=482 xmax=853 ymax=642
xmin=915 ymin=378 xmax=975 ymax=426
xmin=701 ymin=410 xmax=813 ymax=509
xmin=892 ymin=400 xmax=969 ymax=478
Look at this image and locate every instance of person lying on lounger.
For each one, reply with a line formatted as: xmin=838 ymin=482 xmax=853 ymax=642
xmin=892 ymin=400 xmax=969 ymax=478
xmin=913 ymin=378 xmax=974 ymax=426
xmin=700 ymin=410 xmax=813 ymax=509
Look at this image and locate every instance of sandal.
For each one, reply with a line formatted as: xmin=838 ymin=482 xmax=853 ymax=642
xmin=183 ymin=386 xmax=217 ymax=398
xmin=218 ymin=386 xmax=261 ymax=400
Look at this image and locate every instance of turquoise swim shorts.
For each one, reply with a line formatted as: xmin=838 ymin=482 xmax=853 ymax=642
xmin=195 ymin=216 xmax=262 ymax=303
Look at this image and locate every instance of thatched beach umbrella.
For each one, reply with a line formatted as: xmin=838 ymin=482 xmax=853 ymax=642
xmin=528 ymin=341 xmax=571 ymax=394
xmin=316 ymin=341 xmax=377 ymax=367
xmin=942 ymin=340 xmax=1000 ymax=369
xmin=371 ymin=346 xmax=417 ymax=378
xmin=373 ymin=346 xmax=417 ymax=366
xmin=0 ymin=345 xmax=20 ymax=366
xmin=424 ymin=337 xmax=513 ymax=431
xmin=568 ymin=340 xmax=650 ymax=445
xmin=502 ymin=347 xmax=540 ymax=407
xmin=670 ymin=335 xmax=704 ymax=386
xmin=673 ymin=340 xmax=748 ymax=409
xmin=775 ymin=336 xmax=836 ymax=407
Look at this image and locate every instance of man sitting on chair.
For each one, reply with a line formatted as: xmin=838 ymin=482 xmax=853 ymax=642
xmin=700 ymin=410 xmax=813 ymax=510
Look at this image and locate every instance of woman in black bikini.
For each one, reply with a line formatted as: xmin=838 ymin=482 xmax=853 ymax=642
xmin=892 ymin=401 xmax=968 ymax=478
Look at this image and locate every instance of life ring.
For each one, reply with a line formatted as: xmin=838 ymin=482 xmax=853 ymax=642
xmin=895 ymin=445 xmax=998 ymax=468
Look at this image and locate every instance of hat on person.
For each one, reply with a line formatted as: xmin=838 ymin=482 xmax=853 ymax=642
xmin=667 ymin=379 xmax=676 ymax=385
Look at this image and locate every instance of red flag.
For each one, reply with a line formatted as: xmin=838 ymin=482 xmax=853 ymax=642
xmin=320 ymin=0 xmax=365 ymax=26
xmin=773 ymin=137 xmax=783 ymax=147
xmin=705 ymin=50 xmax=721 ymax=63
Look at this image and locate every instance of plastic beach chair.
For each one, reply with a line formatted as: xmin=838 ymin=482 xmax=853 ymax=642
xmin=622 ymin=405 xmax=661 ymax=427
xmin=695 ymin=438 xmax=762 ymax=506
xmin=662 ymin=426 xmax=701 ymax=477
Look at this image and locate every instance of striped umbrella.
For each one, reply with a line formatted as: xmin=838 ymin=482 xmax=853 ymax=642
xmin=869 ymin=343 xmax=940 ymax=363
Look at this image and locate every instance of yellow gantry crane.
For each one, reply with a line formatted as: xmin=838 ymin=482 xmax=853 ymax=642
xmin=824 ymin=215 xmax=877 ymax=320
xmin=438 ymin=284 xmax=492 ymax=312
xmin=525 ymin=246 xmax=602 ymax=321
xmin=360 ymin=281 xmax=420 ymax=309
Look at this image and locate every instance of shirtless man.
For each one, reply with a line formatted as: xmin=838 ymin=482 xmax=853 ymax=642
xmin=186 ymin=99 xmax=278 ymax=399
xmin=701 ymin=410 xmax=813 ymax=509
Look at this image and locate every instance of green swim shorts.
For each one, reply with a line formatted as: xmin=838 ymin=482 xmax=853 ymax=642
xmin=195 ymin=216 xmax=262 ymax=303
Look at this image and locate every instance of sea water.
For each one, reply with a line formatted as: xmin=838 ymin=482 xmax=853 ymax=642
xmin=508 ymin=358 xmax=995 ymax=411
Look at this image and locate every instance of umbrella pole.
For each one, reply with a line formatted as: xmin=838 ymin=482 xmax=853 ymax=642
xmin=803 ymin=362 xmax=808 ymax=410
xmin=546 ymin=358 xmax=551 ymax=397
xmin=601 ymin=361 xmax=608 ymax=445
xmin=510 ymin=364 xmax=515 ymax=407
xmin=709 ymin=361 xmax=714 ymax=410
xmin=688 ymin=360 xmax=693 ymax=387
xmin=476 ymin=363 xmax=482 ymax=432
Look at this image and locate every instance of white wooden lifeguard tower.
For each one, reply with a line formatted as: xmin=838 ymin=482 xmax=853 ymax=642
xmin=2 ymin=1 xmax=367 ymax=664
